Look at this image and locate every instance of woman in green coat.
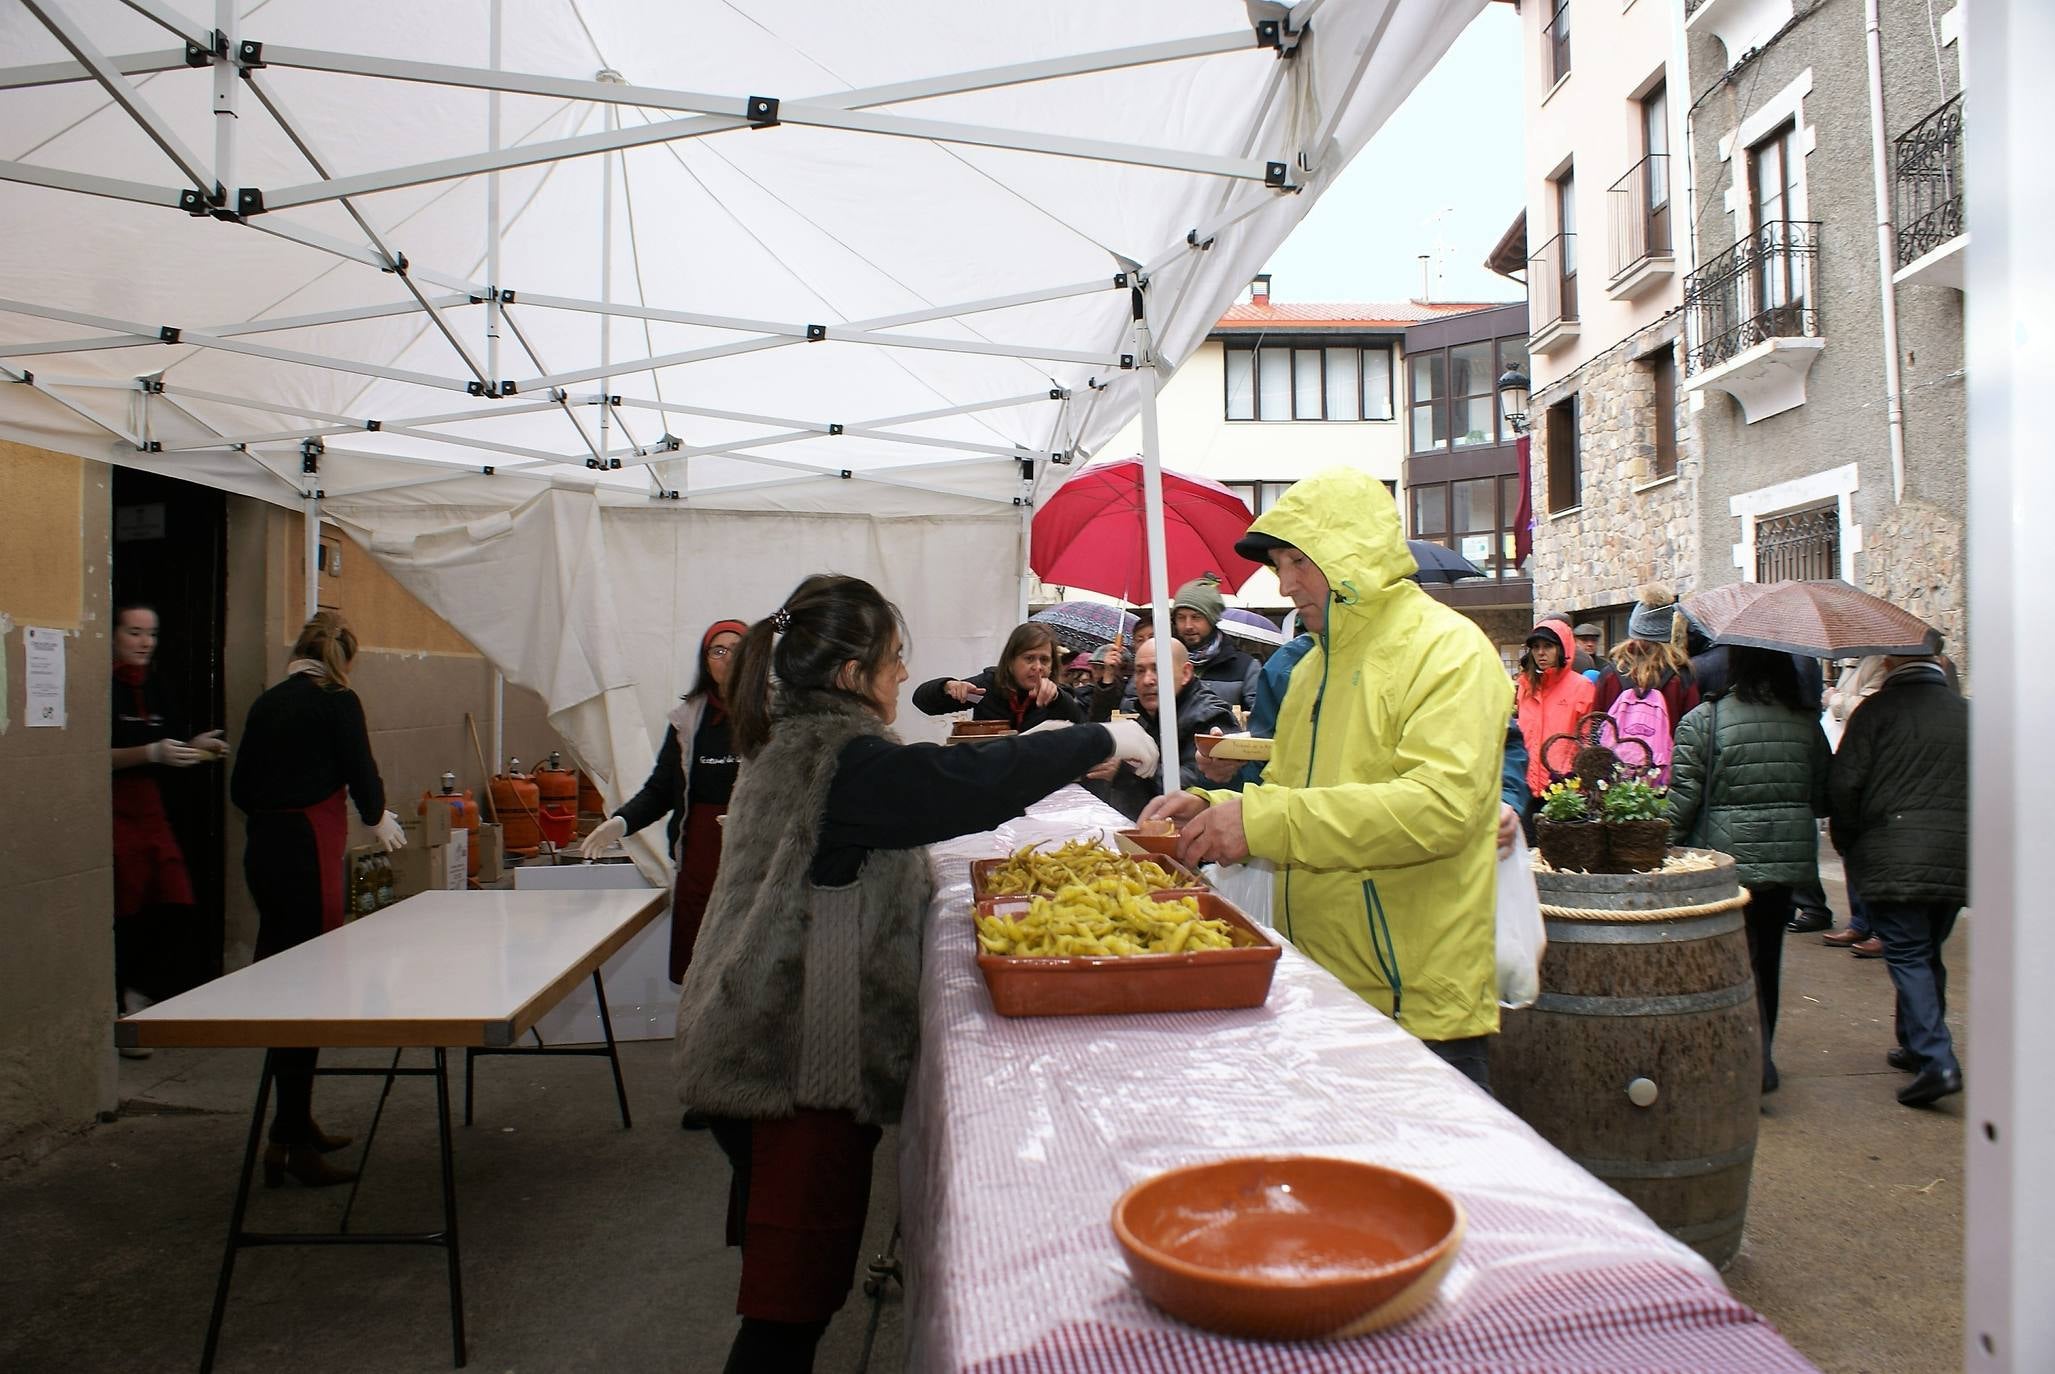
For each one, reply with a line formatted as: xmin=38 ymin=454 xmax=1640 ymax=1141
xmin=1667 ymin=647 xmax=1831 ymax=1094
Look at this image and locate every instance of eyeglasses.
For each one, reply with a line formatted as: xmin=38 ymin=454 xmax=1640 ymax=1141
xmin=708 ymin=645 xmax=733 ymax=660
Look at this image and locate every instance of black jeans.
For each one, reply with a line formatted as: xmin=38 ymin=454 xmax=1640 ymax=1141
xmin=1426 ymin=1035 xmax=1492 ymax=1094
xmin=1864 ymin=900 xmax=1961 ymax=1076
xmin=246 ymin=814 xmax=325 ymax=1145
xmin=1742 ymin=885 xmax=1795 ymax=1069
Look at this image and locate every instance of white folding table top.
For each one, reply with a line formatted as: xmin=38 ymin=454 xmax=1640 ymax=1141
xmin=118 ymin=889 xmax=667 ymax=1049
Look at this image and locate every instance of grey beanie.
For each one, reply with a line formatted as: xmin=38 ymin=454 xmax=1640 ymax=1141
xmin=1171 ymin=574 xmax=1226 ymax=630
xmin=1626 ymin=582 xmax=1682 ymax=643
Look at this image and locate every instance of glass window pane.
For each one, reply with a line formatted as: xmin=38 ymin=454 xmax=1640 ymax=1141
xmin=1410 ymin=401 xmax=1444 ymax=454
xmin=1410 ymin=351 xmax=1445 ymax=403
xmin=1452 ymin=478 xmax=1495 ymax=533
xmin=1224 ymin=347 xmax=1255 ymax=420
xmin=1451 ymin=342 xmax=1494 ymax=396
xmin=1361 ymin=348 xmax=1394 ymax=420
xmin=1323 ymin=348 xmax=1360 ymax=421
xmin=1453 ymin=395 xmax=1497 ymax=447
xmin=1257 ymin=347 xmax=1290 ymax=421
xmin=1261 ymin=481 xmax=1292 ymax=511
xmin=1223 ymin=482 xmax=1258 ymax=515
xmin=1498 ymin=337 xmax=1529 ymax=385
xmin=1293 ymin=349 xmax=1324 ymax=419
xmin=1411 ymin=485 xmax=1446 ymax=536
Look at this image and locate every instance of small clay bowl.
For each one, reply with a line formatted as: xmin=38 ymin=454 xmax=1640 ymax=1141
xmin=1117 ymin=828 xmax=1181 ymax=857
xmin=1112 ymin=1155 xmax=1463 ymax=1341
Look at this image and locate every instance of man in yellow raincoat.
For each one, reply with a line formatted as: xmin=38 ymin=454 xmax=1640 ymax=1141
xmin=1143 ymin=468 xmax=1512 ymax=1087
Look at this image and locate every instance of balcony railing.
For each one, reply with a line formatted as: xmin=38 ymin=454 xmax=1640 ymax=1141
xmin=1547 ymin=1 xmax=1572 ymax=84
xmin=1684 ymin=220 xmax=1821 ymax=374
xmin=1608 ymin=154 xmax=1673 ymax=281
xmin=1529 ymin=231 xmax=1579 ymax=337
xmin=1894 ymin=92 xmax=1964 ymax=268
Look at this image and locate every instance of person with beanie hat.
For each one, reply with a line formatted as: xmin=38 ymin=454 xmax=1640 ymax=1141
xmin=1165 ymin=573 xmax=1261 ymax=711
xmin=1593 ymin=583 xmax=1701 ymax=783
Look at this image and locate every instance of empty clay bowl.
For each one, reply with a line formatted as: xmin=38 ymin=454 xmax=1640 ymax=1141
xmin=1112 ymin=1155 xmax=1464 ymax=1341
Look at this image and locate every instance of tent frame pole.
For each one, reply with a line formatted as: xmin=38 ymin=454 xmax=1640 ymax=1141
xmin=1132 ymin=282 xmax=1181 ymax=798
xmin=302 ymin=493 xmax=320 ymax=621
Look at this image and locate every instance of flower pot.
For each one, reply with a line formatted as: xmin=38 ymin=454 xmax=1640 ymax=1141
xmin=1602 ymin=818 xmax=1671 ymax=873
xmin=1536 ymin=818 xmax=1607 ymax=873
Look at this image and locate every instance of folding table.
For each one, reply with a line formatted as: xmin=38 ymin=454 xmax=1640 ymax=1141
xmin=117 ymin=887 xmax=667 ymax=1372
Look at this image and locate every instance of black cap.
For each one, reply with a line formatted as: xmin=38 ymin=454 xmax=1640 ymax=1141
xmin=1234 ymin=529 xmax=1295 ymax=563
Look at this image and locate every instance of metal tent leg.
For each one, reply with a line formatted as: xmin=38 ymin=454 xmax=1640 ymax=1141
xmin=199 ymin=1049 xmax=276 ymax=1374
xmin=432 ymin=1047 xmax=467 ymax=1367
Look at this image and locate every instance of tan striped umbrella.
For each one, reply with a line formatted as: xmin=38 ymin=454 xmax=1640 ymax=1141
xmin=1683 ymin=581 xmax=1941 ymax=658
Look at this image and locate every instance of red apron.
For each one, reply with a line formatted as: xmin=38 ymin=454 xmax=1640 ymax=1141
xmin=112 ymin=772 xmax=194 ymax=919
xmin=284 ymin=787 xmax=351 ymax=934
xmin=668 ymin=801 xmax=727 ymax=983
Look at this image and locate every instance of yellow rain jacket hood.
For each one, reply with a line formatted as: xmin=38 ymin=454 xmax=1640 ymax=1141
xmin=1204 ymin=468 xmax=1512 ymax=1040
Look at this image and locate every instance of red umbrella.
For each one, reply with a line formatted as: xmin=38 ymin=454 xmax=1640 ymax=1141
xmin=1030 ymin=459 xmax=1261 ymax=602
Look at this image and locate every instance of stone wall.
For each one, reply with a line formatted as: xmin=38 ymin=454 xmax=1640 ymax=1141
xmin=1530 ymin=319 xmax=1700 ymax=615
xmin=1862 ymin=500 xmax=1967 ymax=677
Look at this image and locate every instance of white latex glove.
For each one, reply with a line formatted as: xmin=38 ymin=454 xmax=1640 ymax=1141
xmin=373 ymin=810 xmax=407 ymax=853
xmin=147 ymin=738 xmax=206 ymax=768
xmin=580 ymin=815 xmax=628 ymax=860
xmin=945 ymin=678 xmax=986 ymax=704
xmin=1101 ymin=719 xmax=1160 ymax=779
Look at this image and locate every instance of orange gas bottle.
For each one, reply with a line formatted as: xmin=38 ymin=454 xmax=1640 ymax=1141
xmin=491 ymin=766 xmax=543 ymax=857
xmin=421 ymin=776 xmax=483 ymax=877
xmin=534 ymin=752 xmax=579 ymax=848
xmin=576 ymin=770 xmax=604 ymax=817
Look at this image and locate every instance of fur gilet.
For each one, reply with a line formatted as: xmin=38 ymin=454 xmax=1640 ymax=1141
xmin=672 ymin=690 xmax=934 ymax=1125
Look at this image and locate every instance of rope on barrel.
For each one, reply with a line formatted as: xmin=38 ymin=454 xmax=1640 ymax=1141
xmin=1538 ymin=889 xmax=1753 ymax=923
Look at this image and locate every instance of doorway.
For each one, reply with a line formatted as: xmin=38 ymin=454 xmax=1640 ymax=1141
xmin=111 ymin=469 xmax=229 ymax=983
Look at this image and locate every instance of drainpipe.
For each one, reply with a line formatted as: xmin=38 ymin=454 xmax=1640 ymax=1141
xmin=1864 ymin=0 xmax=1909 ymax=503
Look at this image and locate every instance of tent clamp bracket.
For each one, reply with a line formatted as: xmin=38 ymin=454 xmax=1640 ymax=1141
xmin=1252 ymin=12 xmax=1304 ymax=58
xmin=364 ymin=420 xmax=381 ymax=431
xmin=236 ymin=40 xmax=266 ymax=69
xmin=499 ymin=380 xmax=517 ymax=396
xmin=468 ymin=381 xmax=488 ymax=396
xmin=1012 ymin=496 xmax=1033 ymax=508
xmin=828 ymin=423 xmax=844 ymax=436
xmin=1119 ymin=354 xmax=1136 ymax=370
xmin=499 ymin=288 xmax=517 ymax=304
xmin=805 ymin=324 xmax=827 ymax=342
xmin=839 ymin=469 xmax=852 ymax=479
xmin=186 ymin=30 xmax=228 ymax=67
xmin=1187 ymin=229 xmax=1215 ymax=250
xmin=746 ymin=96 xmax=780 ymax=127
xmin=141 ymin=378 xmax=165 ymax=394
xmin=654 ymin=489 xmax=681 ymax=500
xmin=300 ymin=438 xmax=324 ymax=474
xmin=482 ymin=466 xmax=495 ymax=476
xmin=550 ymin=387 xmax=569 ymax=403
xmin=607 ymin=394 xmax=621 ymax=406
xmin=1264 ymin=162 xmax=1291 ymax=190
xmin=1049 ymin=387 xmax=1069 ymax=401
xmin=158 ymin=326 xmax=181 ymax=344
xmin=139 ymin=440 xmax=163 ymax=453
xmin=1018 ymin=458 xmax=1035 ymax=482
xmin=232 ymin=187 xmax=266 ymax=217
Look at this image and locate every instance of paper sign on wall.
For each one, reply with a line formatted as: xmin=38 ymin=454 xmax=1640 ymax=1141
xmin=24 ymin=627 xmax=65 ymax=728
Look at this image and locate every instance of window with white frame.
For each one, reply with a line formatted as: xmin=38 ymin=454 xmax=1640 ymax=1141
xmin=1224 ymin=343 xmax=1395 ymax=422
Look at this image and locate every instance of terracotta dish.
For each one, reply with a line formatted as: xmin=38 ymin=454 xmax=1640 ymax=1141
xmin=1117 ymin=828 xmax=1181 ymax=858
xmin=1112 ymin=1155 xmax=1464 ymax=1341
xmin=972 ymin=891 xmax=1278 ymax=1017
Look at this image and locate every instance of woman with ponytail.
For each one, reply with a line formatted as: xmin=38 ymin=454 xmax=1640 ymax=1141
xmin=581 ymin=618 xmax=746 ymax=998
xmin=675 ymin=574 xmax=1159 ymax=1373
xmin=229 ymin=611 xmax=403 ymax=1188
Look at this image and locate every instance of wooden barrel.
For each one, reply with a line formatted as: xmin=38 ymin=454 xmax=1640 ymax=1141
xmin=1490 ymin=850 xmax=1760 ymax=1268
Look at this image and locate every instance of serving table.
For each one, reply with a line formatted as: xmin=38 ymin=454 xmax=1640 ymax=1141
xmin=902 ymin=787 xmax=1816 ymax=1372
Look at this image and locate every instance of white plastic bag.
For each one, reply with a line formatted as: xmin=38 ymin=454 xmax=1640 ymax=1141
xmin=1203 ymin=857 xmax=1278 ymax=931
xmin=1495 ymin=831 xmax=1546 ymax=1008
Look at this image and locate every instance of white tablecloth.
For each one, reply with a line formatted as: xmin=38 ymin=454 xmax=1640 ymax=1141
xmin=899 ymin=787 xmax=1815 ymax=1373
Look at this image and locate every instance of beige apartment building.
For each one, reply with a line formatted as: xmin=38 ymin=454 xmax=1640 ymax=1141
xmin=1499 ymin=0 xmax=1699 ymax=642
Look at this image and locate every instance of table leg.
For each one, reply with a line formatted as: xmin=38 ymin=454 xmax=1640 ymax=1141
xmin=340 ymin=1048 xmax=405 ymax=1236
xmin=592 ymin=970 xmax=632 ymax=1130
xmin=463 ymin=1046 xmax=476 ymax=1128
xmin=433 ymin=1046 xmax=467 ymax=1368
xmin=199 ymin=1049 xmax=275 ymax=1374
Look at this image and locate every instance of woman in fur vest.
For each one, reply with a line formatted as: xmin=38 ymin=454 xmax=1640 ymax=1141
xmin=675 ymin=573 xmax=1159 ymax=1373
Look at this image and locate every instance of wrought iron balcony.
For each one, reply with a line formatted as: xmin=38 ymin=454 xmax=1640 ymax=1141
xmin=1894 ymin=92 xmax=1964 ymax=273
xmin=1527 ymin=231 xmax=1579 ymax=353
xmin=1607 ymin=154 xmax=1674 ymax=295
xmin=1683 ymin=221 xmax=1820 ymax=375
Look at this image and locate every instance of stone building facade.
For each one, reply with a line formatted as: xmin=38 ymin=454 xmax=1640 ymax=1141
xmin=1682 ymin=0 xmax=1968 ymax=668
xmin=1530 ymin=315 xmax=1700 ymax=632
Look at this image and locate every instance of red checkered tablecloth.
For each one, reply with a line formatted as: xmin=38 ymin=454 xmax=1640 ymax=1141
xmin=898 ymin=788 xmax=1816 ymax=1374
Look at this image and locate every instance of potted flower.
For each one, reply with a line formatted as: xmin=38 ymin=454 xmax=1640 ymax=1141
xmin=1534 ymin=778 xmax=1606 ymax=872
xmin=1597 ymin=773 xmax=1670 ymax=872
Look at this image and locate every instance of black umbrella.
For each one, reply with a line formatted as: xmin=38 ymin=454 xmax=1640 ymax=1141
xmin=1406 ymin=540 xmax=1487 ymax=585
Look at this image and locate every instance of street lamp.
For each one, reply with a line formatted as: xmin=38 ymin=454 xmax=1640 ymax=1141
xmin=1497 ymin=367 xmax=1532 ymax=436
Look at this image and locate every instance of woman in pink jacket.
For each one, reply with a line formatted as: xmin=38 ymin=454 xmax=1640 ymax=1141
xmin=1516 ymin=619 xmax=1597 ymax=812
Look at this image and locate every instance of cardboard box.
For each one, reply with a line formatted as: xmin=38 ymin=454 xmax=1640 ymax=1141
xmin=444 ymin=829 xmax=469 ymax=890
xmin=406 ymin=802 xmax=453 ymax=847
xmin=474 ymin=824 xmax=504 ymax=883
xmin=391 ymin=840 xmax=451 ymax=897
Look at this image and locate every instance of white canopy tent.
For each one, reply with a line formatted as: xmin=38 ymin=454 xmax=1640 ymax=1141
xmin=0 ymin=0 xmax=1482 ymax=843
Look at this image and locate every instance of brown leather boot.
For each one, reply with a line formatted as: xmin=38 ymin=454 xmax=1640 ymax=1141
xmin=263 ymin=1144 xmax=358 ymax=1188
xmin=306 ymin=1121 xmax=354 ymax=1154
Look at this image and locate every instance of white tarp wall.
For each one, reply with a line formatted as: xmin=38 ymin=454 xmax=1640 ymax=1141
xmin=0 ymin=0 xmax=1484 ymax=869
